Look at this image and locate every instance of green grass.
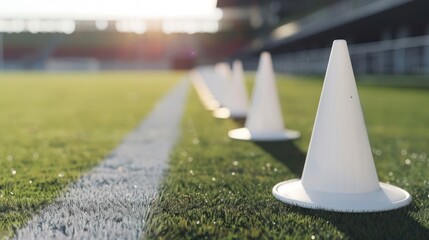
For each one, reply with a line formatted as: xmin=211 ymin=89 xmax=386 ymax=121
xmin=356 ymin=75 xmax=429 ymax=89
xmin=146 ymin=74 xmax=429 ymax=239
xmin=0 ymin=71 xmax=182 ymax=237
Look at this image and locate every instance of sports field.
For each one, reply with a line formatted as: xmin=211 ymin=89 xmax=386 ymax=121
xmin=0 ymin=71 xmax=181 ymax=237
xmin=0 ymin=72 xmax=428 ymax=239
xmin=146 ymin=75 xmax=429 ymax=239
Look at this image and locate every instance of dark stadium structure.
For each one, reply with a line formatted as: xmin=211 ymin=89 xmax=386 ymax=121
xmin=0 ymin=0 xmax=428 ymax=74
xmin=235 ymin=0 xmax=429 ymax=74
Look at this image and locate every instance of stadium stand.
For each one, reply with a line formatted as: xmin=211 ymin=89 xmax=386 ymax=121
xmin=236 ymin=0 xmax=429 ymax=74
xmin=0 ymin=0 xmax=428 ymax=74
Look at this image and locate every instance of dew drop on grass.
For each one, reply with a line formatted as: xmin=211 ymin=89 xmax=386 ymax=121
xmin=374 ymin=149 xmax=382 ymax=156
xmin=311 ymin=235 xmax=316 ymax=240
xmin=58 ymin=172 xmax=65 ymax=178
xmin=401 ymin=149 xmax=407 ymax=156
xmin=189 ymin=170 xmax=194 ymax=175
xmin=405 ymin=159 xmax=411 ymax=165
xmin=266 ymin=163 xmax=271 ymax=168
xmin=212 ymin=177 xmax=216 ymax=182
xmin=274 ymin=168 xmax=278 ymax=172
xmin=11 ymin=169 xmax=16 ymax=175
xmin=29 ymin=180 xmax=32 ymax=184
xmin=231 ymin=172 xmax=236 ymax=176
xmin=233 ymin=161 xmax=238 ymax=166
xmin=196 ymin=221 xmax=200 ymax=225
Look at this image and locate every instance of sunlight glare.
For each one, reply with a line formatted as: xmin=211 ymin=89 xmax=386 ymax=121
xmin=0 ymin=0 xmax=222 ymax=21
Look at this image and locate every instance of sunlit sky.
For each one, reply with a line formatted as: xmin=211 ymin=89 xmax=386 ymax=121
xmin=0 ymin=0 xmax=222 ymax=21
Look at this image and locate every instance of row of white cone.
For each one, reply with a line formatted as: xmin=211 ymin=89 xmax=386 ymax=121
xmin=190 ymin=40 xmax=412 ymax=212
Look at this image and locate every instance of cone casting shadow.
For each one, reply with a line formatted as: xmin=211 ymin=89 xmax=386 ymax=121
xmin=272 ymin=40 xmax=411 ymax=212
xmin=228 ymin=52 xmax=300 ymax=141
xmin=213 ymin=60 xmax=249 ymax=119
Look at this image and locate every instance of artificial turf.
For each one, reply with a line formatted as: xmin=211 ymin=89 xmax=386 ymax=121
xmin=146 ymin=74 xmax=429 ymax=239
xmin=0 ymin=71 xmax=181 ymax=237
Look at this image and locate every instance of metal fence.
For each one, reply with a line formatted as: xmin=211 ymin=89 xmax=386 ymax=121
xmin=243 ymin=35 xmax=429 ymax=75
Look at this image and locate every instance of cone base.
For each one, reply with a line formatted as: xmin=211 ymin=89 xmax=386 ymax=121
xmin=273 ymin=179 xmax=412 ymax=212
xmin=213 ymin=108 xmax=247 ymax=119
xmin=228 ymin=127 xmax=300 ymax=141
xmin=203 ymin=99 xmax=220 ymax=111
xmin=213 ymin=107 xmax=231 ymax=119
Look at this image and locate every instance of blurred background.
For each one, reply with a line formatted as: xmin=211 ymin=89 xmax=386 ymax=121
xmin=0 ymin=0 xmax=428 ymax=74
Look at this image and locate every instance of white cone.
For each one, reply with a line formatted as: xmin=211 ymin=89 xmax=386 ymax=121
xmin=213 ymin=60 xmax=249 ymax=119
xmin=199 ymin=64 xmax=228 ymax=109
xmin=228 ymin=52 xmax=300 ymax=141
xmin=213 ymin=62 xmax=233 ymax=118
xmin=229 ymin=60 xmax=249 ymax=117
xmin=190 ymin=69 xmax=220 ymax=111
xmin=214 ymin=62 xmax=231 ymax=107
xmin=273 ymin=40 xmax=411 ymax=212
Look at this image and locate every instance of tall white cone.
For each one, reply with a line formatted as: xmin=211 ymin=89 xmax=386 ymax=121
xmin=228 ymin=52 xmax=300 ymax=141
xmin=199 ymin=63 xmax=228 ymax=109
xmin=213 ymin=60 xmax=249 ymax=118
xmin=213 ymin=62 xmax=233 ymax=118
xmin=190 ymin=69 xmax=220 ymax=111
xmin=273 ymin=40 xmax=411 ymax=212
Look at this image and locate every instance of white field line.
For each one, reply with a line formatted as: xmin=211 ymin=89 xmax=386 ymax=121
xmin=15 ymin=79 xmax=189 ymax=239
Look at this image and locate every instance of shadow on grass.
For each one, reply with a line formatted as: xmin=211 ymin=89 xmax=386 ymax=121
xmin=231 ymin=118 xmax=306 ymax=176
xmin=293 ymin=204 xmax=429 ymax=239
xmin=255 ymin=141 xmax=306 ymax=176
xmin=255 ymin=140 xmax=428 ymax=238
xmin=231 ymin=118 xmax=246 ymax=126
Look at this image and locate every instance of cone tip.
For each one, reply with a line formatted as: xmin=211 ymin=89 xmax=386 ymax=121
xmin=261 ymin=51 xmax=271 ymax=58
xmin=216 ymin=62 xmax=229 ymax=67
xmin=260 ymin=52 xmax=273 ymax=66
xmin=332 ymin=39 xmax=347 ymax=47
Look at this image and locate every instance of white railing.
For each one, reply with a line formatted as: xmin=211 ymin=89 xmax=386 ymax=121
xmin=242 ymin=35 xmax=429 ymax=74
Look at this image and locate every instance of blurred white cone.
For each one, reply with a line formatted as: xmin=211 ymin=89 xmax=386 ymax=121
xmin=213 ymin=62 xmax=232 ymax=118
xmin=228 ymin=52 xmax=300 ymax=141
xmin=272 ymin=40 xmax=412 ymax=212
xmin=198 ymin=63 xmax=228 ymax=110
xmin=229 ymin=60 xmax=249 ymax=117
xmin=190 ymin=69 xmax=220 ymax=111
xmin=213 ymin=60 xmax=249 ymax=119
